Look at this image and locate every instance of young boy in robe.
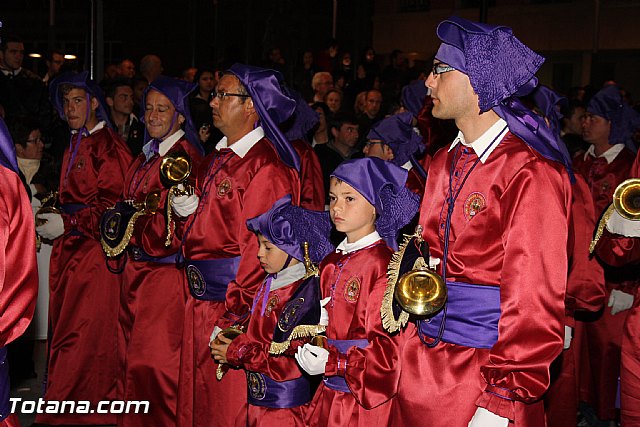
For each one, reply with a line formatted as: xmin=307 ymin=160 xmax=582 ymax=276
xmin=210 ymin=194 xmax=334 ymax=426
xmin=295 ymin=157 xmax=420 ymax=426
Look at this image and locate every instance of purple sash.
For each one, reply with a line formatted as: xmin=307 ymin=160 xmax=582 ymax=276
xmin=323 ymin=338 xmax=369 ymax=393
xmin=60 ymin=203 xmax=88 ymax=214
xmin=185 ymin=257 xmax=241 ymax=301
xmin=128 ymin=246 xmax=177 ymax=264
xmin=419 ymin=281 xmax=500 ymax=349
xmin=246 ymin=372 xmax=311 ymax=408
xmin=0 ymin=347 xmax=10 ymax=421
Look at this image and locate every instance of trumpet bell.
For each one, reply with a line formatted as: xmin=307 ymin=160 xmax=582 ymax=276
xmin=613 ymin=178 xmax=640 ymax=220
xmin=394 ymin=268 xmax=447 ymax=316
xmin=143 ymin=191 xmax=162 ymax=214
xmin=35 ymin=206 xmax=62 ymax=226
xmin=160 ymin=152 xmax=191 ymax=187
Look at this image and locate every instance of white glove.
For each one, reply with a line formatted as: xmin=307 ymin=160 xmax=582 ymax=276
xmin=319 ymin=297 xmax=331 ymax=326
xmin=564 ymin=325 xmax=573 ymax=350
xmin=172 ymin=193 xmax=199 ymax=217
xmin=606 ymin=209 xmax=640 ymax=238
xmin=468 ymin=407 xmax=509 ymax=427
xmin=295 ymin=343 xmax=329 ymax=375
xmin=36 ymin=213 xmax=64 ymax=240
xmin=608 ymin=289 xmax=634 ymax=315
xmin=209 ymin=326 xmax=222 ymax=347
xmin=429 ymin=256 xmax=441 ymax=270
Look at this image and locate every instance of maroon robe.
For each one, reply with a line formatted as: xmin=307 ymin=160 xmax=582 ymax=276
xmin=226 ymin=271 xmax=311 ymax=427
xmin=37 ymin=126 xmax=132 ymax=425
xmin=0 ymin=166 xmax=38 ymax=427
xmin=394 ymin=132 xmax=572 ymax=426
xmin=118 ymin=136 xmax=203 ymax=427
xmin=544 ymin=174 xmax=605 ymax=427
xmin=177 ymin=137 xmax=299 ymax=427
xmin=573 ymin=146 xmax=638 ymax=420
xmin=292 ymin=139 xmax=325 ymax=210
xmin=305 ymin=240 xmax=402 ymax=427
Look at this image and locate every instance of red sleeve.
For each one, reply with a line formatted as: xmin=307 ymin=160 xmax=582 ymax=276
xmin=294 ymin=140 xmax=325 ymax=210
xmin=566 ymin=175 xmax=605 ymax=318
xmin=216 ymin=162 xmax=299 ymax=329
xmin=476 ymin=160 xmax=570 ymax=418
xmin=0 ymin=168 xmax=38 ymax=346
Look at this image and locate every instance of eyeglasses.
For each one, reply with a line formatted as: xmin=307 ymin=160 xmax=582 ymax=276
xmin=211 ymin=91 xmax=250 ymax=101
xmin=365 ymin=140 xmax=386 ymax=147
xmin=431 ymin=63 xmax=455 ymax=76
xmin=26 ymin=136 xmax=43 ymax=144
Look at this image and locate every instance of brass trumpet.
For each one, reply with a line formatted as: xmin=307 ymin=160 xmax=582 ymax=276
xmin=126 ymin=191 xmax=162 ymax=215
xmin=393 ymin=256 xmax=447 ymax=317
xmin=613 ymin=178 xmax=640 ymax=220
xmin=214 ymin=326 xmax=244 ymax=381
xmin=160 ymin=151 xmax=193 ymax=196
xmin=35 ymin=191 xmax=60 ymax=226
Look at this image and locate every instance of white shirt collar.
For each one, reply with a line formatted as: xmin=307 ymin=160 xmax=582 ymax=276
xmin=142 ymin=129 xmax=185 ymax=157
xmin=215 ymin=126 xmax=265 ymax=158
xmin=71 ymin=120 xmax=106 ymax=135
xmin=1 ymin=67 xmax=21 ymax=77
xmin=336 ymin=231 xmax=382 ymax=254
xmin=401 ymin=160 xmax=412 ymax=171
xmin=270 ymin=262 xmax=306 ymax=292
xmin=584 ymin=143 xmax=625 ymax=164
xmin=448 ymin=118 xmax=509 ymax=163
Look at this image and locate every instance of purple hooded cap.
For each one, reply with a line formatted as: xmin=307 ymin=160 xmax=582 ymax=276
xmin=530 ymin=85 xmax=567 ymax=138
xmin=141 ymin=75 xmax=202 ymax=153
xmin=588 ymin=85 xmax=640 ymax=152
xmin=331 ymin=157 xmax=420 ymax=250
xmin=0 ymin=118 xmax=19 ymax=174
xmin=435 ymin=16 xmax=574 ymax=181
xmin=367 ymin=111 xmax=425 ymax=167
xmin=401 ymin=80 xmax=428 ymax=117
xmin=246 ymin=194 xmax=334 ymax=264
xmin=227 ymin=64 xmax=300 ymax=171
xmin=435 ymin=16 xmax=544 ymax=112
xmin=49 ymin=71 xmax=112 ymax=128
xmin=281 ymin=86 xmax=320 ymax=141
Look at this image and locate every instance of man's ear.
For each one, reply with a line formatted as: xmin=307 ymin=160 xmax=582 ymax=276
xmin=90 ymin=96 xmax=100 ymax=112
xmin=178 ymin=113 xmax=185 ymax=126
xmin=384 ymin=145 xmax=394 ymax=160
xmin=105 ymin=97 xmax=114 ymax=108
xmin=331 ymin=127 xmax=339 ymax=139
xmin=244 ymin=98 xmax=256 ymax=115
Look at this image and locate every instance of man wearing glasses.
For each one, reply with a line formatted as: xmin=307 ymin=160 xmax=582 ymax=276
xmin=389 ymin=16 xmax=574 ymax=426
xmin=173 ymin=64 xmax=300 ymax=427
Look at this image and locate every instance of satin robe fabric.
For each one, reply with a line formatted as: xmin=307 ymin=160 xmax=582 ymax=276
xmin=292 ymin=139 xmax=325 ymax=210
xmin=393 ymin=132 xmax=571 ymax=426
xmin=176 ymin=138 xmax=299 ymax=427
xmin=117 ymin=137 xmax=203 ymax=427
xmin=0 ymin=166 xmax=38 ymax=427
xmin=36 ymin=127 xmax=132 ymax=425
xmin=544 ymin=174 xmax=605 ymax=427
xmin=573 ymin=147 xmax=638 ymax=420
xmin=592 ymin=151 xmax=640 ymax=426
xmin=405 ymin=166 xmax=426 ymax=197
xmin=226 ymin=276 xmax=310 ymax=427
xmin=305 ymin=241 xmax=403 ymax=427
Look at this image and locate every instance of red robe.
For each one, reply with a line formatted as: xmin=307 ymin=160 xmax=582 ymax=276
xmin=226 ymin=270 xmax=311 ymax=427
xmin=305 ymin=240 xmax=402 ymax=427
xmin=573 ymin=146 xmax=638 ymax=420
xmin=118 ymin=137 xmax=203 ymax=427
xmin=592 ymin=151 xmax=640 ymax=426
xmin=177 ymin=137 xmax=299 ymax=427
xmin=37 ymin=126 xmax=132 ymax=425
xmin=544 ymin=174 xmax=605 ymax=427
xmin=405 ymin=165 xmax=426 ymax=197
xmin=0 ymin=166 xmax=38 ymax=427
xmin=394 ymin=132 xmax=572 ymax=426
xmin=293 ymin=139 xmax=325 ymax=210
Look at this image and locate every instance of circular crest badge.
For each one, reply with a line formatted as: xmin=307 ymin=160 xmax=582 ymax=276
xmin=463 ymin=192 xmax=486 ymax=221
xmin=186 ymin=265 xmax=206 ymax=297
xmin=103 ymin=212 xmax=122 ymax=242
xmin=344 ymin=277 xmax=361 ymax=303
xmin=247 ymin=372 xmax=266 ymax=400
xmin=264 ymin=294 xmax=280 ymax=317
xmin=217 ymin=177 xmax=232 ymax=198
xmin=277 ymin=297 xmax=304 ymax=332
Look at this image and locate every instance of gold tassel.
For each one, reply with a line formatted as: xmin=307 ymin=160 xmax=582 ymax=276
xmin=590 ymin=204 xmax=615 ymax=254
xmin=381 ymin=232 xmax=411 ymax=333
xmin=269 ymin=324 xmax=326 ymax=355
xmin=101 ymin=210 xmax=146 ymax=257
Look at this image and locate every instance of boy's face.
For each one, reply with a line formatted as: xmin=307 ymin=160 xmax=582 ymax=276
xmin=329 ymin=178 xmax=376 ymax=243
xmin=257 ymin=234 xmax=290 ymax=274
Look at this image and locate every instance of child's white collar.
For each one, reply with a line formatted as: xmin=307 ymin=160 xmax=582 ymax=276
xmin=336 ymin=231 xmax=381 ymax=254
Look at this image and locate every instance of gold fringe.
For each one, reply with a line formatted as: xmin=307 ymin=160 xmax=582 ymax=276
xmin=380 ymin=233 xmax=411 ymax=333
xmin=101 ymin=210 xmax=146 ymax=257
xmin=590 ymin=204 xmax=615 ymax=254
xmin=269 ymin=324 xmax=326 ymax=355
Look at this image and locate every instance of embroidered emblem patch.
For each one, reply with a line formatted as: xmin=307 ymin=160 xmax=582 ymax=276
xmin=344 ymin=277 xmax=361 ymax=303
xmin=264 ymin=294 xmax=280 ymax=317
xmin=186 ymin=265 xmax=206 ymax=297
xmin=104 ymin=212 xmax=122 ymax=241
xmin=75 ymin=158 xmax=85 ymax=170
xmin=277 ymin=297 xmax=304 ymax=332
xmin=247 ymin=372 xmax=266 ymax=400
xmin=463 ymin=192 xmax=486 ymax=221
xmin=601 ymin=181 xmax=611 ymax=193
xmin=217 ymin=177 xmax=232 ymax=198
